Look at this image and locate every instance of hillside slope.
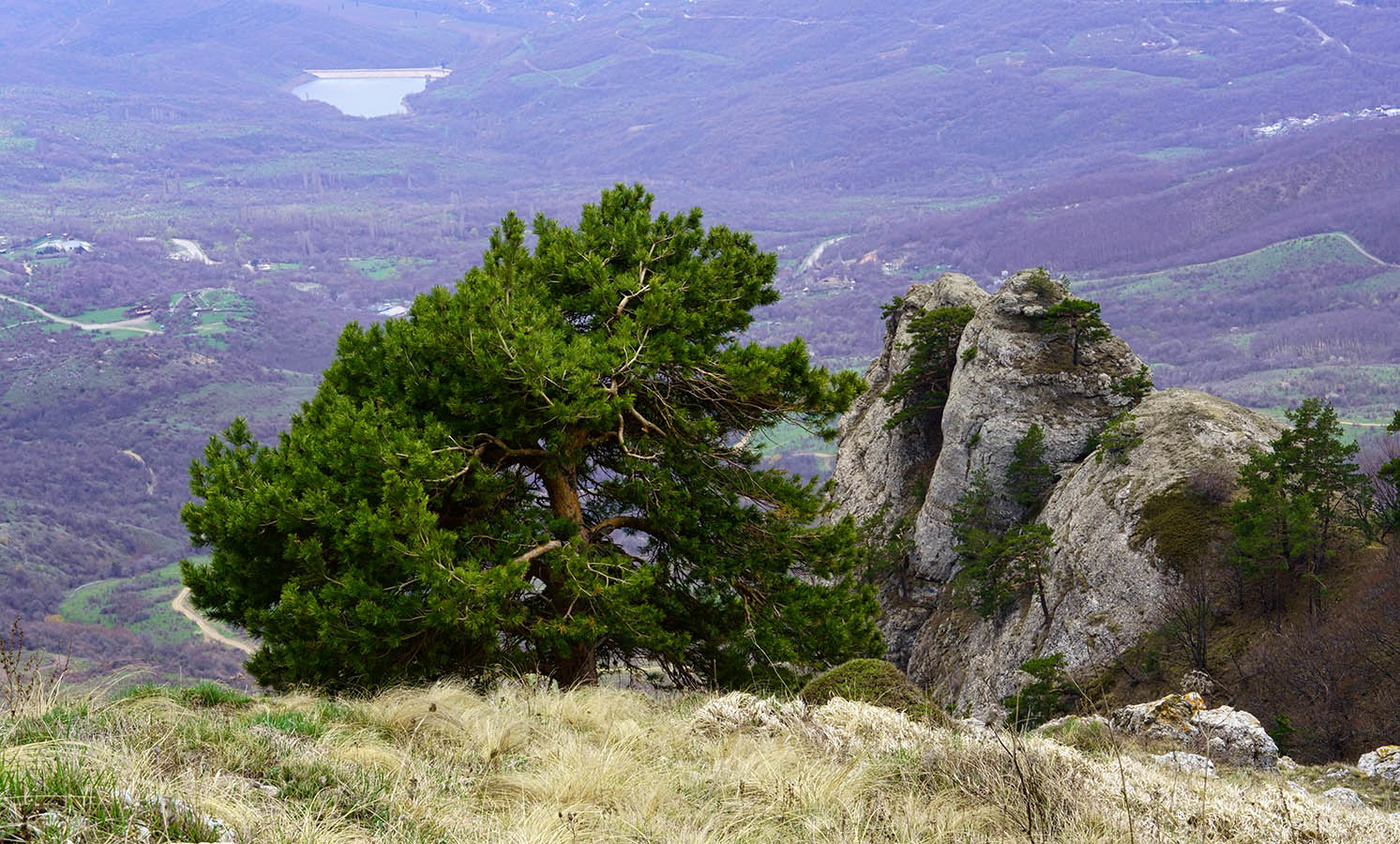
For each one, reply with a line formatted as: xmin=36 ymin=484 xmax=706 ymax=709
xmin=2 ymin=680 xmax=1398 ymax=842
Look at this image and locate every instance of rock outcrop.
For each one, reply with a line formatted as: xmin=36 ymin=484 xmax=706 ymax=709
xmin=1323 ymin=787 xmax=1367 ymax=808
xmin=910 ymin=271 xmax=1144 ymax=583
xmin=831 ymin=274 xmax=989 ymax=528
xmin=830 ymin=274 xmax=989 ymax=667
xmin=1111 ymin=692 xmax=1280 ymax=770
xmin=1358 ymin=746 xmax=1400 ymax=783
xmin=832 ymin=269 xmax=1283 ymax=716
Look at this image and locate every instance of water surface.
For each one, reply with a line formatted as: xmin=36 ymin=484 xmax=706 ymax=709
xmin=293 ymin=77 xmax=428 ymax=118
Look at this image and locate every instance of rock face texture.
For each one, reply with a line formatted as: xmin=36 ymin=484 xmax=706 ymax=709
xmin=1110 ymin=692 xmax=1280 ymax=770
xmin=831 ymin=269 xmax=1282 ymax=716
xmin=1358 ymin=746 xmax=1400 ymax=783
xmin=831 ymin=274 xmax=989 ymax=528
xmin=910 ymin=271 xmax=1144 ymax=583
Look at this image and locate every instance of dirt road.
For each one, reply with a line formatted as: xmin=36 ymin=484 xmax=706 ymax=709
xmin=172 ymin=587 xmax=256 ymax=655
xmin=120 ymin=448 xmax=157 ymax=495
xmin=0 ymin=293 xmax=159 ymax=334
xmin=1335 ymin=232 xmax=1394 ymax=267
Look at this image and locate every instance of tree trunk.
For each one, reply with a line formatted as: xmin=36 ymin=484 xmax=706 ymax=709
xmin=542 ymin=470 xmax=584 ymax=528
xmin=539 ymin=467 xmax=600 ymax=685
xmin=551 ymin=641 xmax=599 ymax=687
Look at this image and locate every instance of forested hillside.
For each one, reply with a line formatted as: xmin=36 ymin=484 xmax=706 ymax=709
xmin=2 ymin=0 xmax=1399 ymax=685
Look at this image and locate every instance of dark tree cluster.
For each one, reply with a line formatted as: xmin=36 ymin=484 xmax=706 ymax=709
xmin=949 ymin=426 xmax=1056 ymax=620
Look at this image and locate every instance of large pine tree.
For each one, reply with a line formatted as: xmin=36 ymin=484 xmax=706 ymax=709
xmin=180 ymin=184 xmax=880 ymax=690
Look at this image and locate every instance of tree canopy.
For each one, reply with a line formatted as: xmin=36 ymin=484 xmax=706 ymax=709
xmin=1042 ymin=298 xmax=1110 ymax=366
xmin=1231 ymin=398 xmax=1367 ymax=618
xmin=180 ymin=184 xmax=880 ymax=691
xmin=879 ymin=301 xmax=975 ymax=433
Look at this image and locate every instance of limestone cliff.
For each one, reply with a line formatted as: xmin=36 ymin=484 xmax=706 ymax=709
xmin=831 ymin=269 xmax=1282 ymax=717
xmin=830 ymin=274 xmax=989 ymax=528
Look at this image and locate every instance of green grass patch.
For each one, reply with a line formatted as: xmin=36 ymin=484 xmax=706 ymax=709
xmin=1076 ymin=232 xmax=1382 ymax=300
xmin=348 ymin=257 xmax=402 ymax=280
xmin=70 ymin=306 xmax=131 ymax=324
xmin=509 ymin=56 xmax=618 ymax=88
xmin=57 ymin=563 xmax=208 ymax=647
xmin=189 ymin=287 xmax=250 ymax=311
xmin=0 ymin=756 xmax=229 ymax=842
xmin=346 ymin=256 xmax=433 ymax=281
xmin=1131 ymin=480 xmax=1228 ymax=570
xmin=0 ymin=135 xmax=36 ymax=154
xmin=177 ymin=680 xmax=254 ymax=709
xmin=248 ymin=710 xmax=326 ymax=738
xmin=653 ymin=48 xmax=741 ymax=66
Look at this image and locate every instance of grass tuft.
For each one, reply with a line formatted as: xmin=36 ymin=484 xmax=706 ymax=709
xmin=1 ymin=680 xmax=1396 ymax=842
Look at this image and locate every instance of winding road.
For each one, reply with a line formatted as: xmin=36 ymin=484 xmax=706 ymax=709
xmin=172 ymin=587 xmax=256 ymax=655
xmin=119 ymin=449 xmax=157 ymax=496
xmin=0 ymin=293 xmax=159 ymax=334
xmin=1335 ymin=232 xmax=1394 ymax=267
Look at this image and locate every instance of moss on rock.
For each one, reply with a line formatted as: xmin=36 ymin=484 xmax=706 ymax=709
xmin=1131 ymin=480 xmax=1227 ymax=571
xmin=800 ymin=658 xmax=926 ymax=713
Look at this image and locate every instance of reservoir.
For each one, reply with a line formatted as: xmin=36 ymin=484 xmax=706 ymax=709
xmin=292 ymin=68 xmax=450 ymax=118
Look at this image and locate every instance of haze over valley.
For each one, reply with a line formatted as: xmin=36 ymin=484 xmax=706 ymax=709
xmin=2 ymin=0 xmax=1399 ymax=693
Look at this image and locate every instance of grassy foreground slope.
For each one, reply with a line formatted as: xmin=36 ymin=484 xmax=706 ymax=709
xmin=2 ymin=681 xmax=1398 ymax=843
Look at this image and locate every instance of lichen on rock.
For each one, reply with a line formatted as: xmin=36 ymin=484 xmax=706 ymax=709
xmin=1358 ymin=745 xmax=1400 ymax=783
xmin=1111 ymin=692 xmax=1280 ymax=770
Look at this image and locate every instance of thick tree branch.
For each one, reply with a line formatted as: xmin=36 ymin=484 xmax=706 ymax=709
xmin=590 ymin=515 xmax=653 ymax=538
xmin=515 ymin=539 xmax=564 ymax=565
xmin=615 ymin=411 xmax=662 ymax=461
xmin=475 ymin=433 xmax=549 ymax=469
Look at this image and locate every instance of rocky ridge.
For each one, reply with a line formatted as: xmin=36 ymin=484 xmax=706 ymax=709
xmin=832 ymin=270 xmax=1283 ymax=717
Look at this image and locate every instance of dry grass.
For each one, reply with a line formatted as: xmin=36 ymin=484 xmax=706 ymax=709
xmin=0 ymin=682 xmax=1396 ymax=842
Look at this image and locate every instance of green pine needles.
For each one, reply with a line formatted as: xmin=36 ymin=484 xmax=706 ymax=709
xmin=1021 ymin=269 xmax=1112 ymax=367
xmin=951 ymin=425 xmax=1056 ymax=620
xmin=180 ymin=184 xmax=881 ymax=691
xmin=1230 ymin=398 xmax=1369 ymax=617
xmin=880 ymin=302 xmax=976 ymax=432
xmin=1002 ymin=653 xmax=1078 ymax=729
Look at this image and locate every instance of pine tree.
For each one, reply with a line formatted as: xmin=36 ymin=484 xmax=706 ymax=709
xmin=880 ymin=304 xmax=976 ymax=432
xmin=1377 ymin=410 xmax=1400 ymax=539
xmin=1231 ymin=398 xmax=1366 ymax=619
xmin=180 ymin=184 xmax=881 ymax=691
xmin=1041 ymin=297 xmax=1110 ymax=366
xmin=1006 ymin=424 xmax=1054 ymax=519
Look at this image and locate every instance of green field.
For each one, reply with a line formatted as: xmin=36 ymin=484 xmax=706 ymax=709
xmin=58 ymin=563 xmax=201 ymax=647
xmin=346 ymin=256 xmax=433 ymax=281
xmin=71 ymin=306 xmax=133 ymax=324
xmin=57 ymin=560 xmax=248 ymax=649
xmin=1140 ymin=146 xmax=1209 ymax=162
xmin=1075 ymin=232 xmax=1379 ymax=300
xmin=189 ymin=288 xmax=249 ymax=311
